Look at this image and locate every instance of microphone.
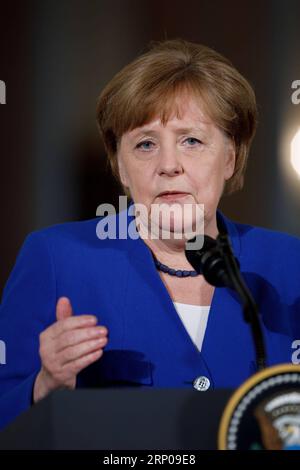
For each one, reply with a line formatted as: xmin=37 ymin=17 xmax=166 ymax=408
xmin=185 ymin=231 xmax=267 ymax=371
xmin=185 ymin=234 xmax=238 ymax=288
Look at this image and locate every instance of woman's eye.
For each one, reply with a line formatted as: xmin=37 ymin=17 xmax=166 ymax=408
xmin=136 ymin=140 xmax=155 ymax=150
xmin=184 ymin=137 xmax=202 ymax=146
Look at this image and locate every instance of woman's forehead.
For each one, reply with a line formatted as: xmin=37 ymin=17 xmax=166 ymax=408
xmin=126 ymin=95 xmax=213 ymax=137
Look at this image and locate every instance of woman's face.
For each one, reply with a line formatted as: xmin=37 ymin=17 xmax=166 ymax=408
xmin=116 ymin=94 xmax=235 ymax=239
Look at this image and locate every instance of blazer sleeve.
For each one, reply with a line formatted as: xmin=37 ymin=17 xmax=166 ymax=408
xmin=0 ymin=231 xmax=57 ymax=430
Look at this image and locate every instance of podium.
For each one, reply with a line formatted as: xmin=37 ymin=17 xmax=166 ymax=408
xmin=0 ymin=388 xmax=232 ymax=450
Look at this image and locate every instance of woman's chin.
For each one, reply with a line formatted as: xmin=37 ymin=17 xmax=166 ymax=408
xmin=152 ymin=219 xmax=197 ymax=240
xmin=150 ymin=202 xmax=203 ymax=232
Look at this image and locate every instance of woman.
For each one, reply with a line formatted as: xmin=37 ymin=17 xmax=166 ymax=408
xmin=0 ymin=39 xmax=300 ymax=431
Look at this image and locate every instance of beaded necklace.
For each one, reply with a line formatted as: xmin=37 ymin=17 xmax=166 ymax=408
xmin=151 ymin=252 xmax=201 ymax=277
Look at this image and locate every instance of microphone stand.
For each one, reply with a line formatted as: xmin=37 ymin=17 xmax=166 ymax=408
xmin=185 ymin=232 xmax=267 ymax=371
xmin=217 ymin=233 xmax=266 ymax=371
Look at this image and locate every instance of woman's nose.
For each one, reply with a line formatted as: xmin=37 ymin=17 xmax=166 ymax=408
xmin=157 ymin=146 xmax=183 ymax=176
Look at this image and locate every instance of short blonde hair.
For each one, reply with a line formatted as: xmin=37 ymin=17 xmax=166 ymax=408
xmin=96 ymin=38 xmax=258 ymax=195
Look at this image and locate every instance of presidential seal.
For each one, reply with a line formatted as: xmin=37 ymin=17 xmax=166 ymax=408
xmin=218 ymin=364 xmax=300 ymax=450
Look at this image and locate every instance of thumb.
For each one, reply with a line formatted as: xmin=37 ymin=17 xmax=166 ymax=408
xmin=56 ymin=297 xmax=73 ymax=322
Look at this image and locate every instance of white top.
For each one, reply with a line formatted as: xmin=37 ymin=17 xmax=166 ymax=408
xmin=173 ymin=302 xmax=210 ymax=352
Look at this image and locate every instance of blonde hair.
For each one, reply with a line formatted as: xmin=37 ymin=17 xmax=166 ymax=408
xmin=96 ymin=38 xmax=258 ymax=195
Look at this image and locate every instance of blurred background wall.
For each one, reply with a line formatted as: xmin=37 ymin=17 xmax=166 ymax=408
xmin=1 ymin=0 xmax=300 ymax=296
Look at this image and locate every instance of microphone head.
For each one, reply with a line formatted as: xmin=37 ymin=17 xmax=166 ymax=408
xmin=184 ymin=235 xmax=216 ymax=271
xmin=185 ymin=235 xmax=231 ymax=288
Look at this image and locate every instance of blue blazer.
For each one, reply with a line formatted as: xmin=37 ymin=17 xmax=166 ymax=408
xmin=0 ymin=204 xmax=300 ymax=430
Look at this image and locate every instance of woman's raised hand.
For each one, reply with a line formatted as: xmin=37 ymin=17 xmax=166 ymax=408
xmin=33 ymin=297 xmax=108 ymax=402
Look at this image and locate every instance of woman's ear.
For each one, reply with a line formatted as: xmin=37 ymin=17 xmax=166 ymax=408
xmin=224 ymin=137 xmax=236 ymax=180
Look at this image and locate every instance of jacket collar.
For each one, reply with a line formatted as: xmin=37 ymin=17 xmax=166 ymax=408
xmin=216 ymin=210 xmax=241 ymax=258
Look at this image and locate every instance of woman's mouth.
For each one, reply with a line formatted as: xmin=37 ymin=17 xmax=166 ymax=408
xmin=157 ymin=191 xmax=190 ymax=201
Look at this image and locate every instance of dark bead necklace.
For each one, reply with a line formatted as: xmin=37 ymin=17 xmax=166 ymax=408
xmin=151 ymin=252 xmax=201 ymax=277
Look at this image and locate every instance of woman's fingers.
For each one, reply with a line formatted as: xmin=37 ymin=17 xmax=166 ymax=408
xmin=55 ymin=325 xmax=108 ymax=353
xmin=62 ymin=348 xmax=104 ymax=375
xmin=60 ymin=336 xmax=108 ymax=366
xmin=51 ymin=314 xmax=98 ymax=338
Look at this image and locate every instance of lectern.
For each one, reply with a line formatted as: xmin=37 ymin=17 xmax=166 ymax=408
xmin=0 ymin=389 xmax=232 ymax=450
